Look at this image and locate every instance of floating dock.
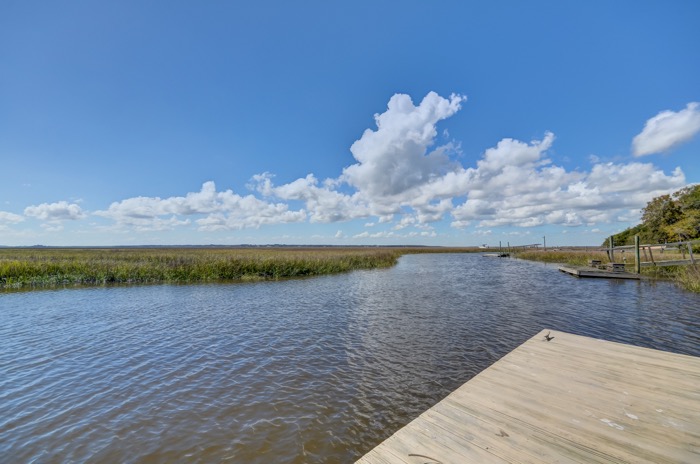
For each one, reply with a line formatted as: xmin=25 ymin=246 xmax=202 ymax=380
xmin=559 ymin=265 xmax=642 ymax=280
xmin=356 ymin=329 xmax=700 ymax=463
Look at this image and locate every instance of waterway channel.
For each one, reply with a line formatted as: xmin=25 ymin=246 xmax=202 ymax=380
xmin=1 ymin=253 xmax=698 ymax=462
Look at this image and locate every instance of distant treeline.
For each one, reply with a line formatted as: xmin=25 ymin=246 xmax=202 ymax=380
xmin=604 ymin=185 xmax=700 ymax=246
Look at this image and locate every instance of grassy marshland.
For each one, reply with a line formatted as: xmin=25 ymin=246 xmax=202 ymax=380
xmin=514 ymin=249 xmax=609 ymax=267
xmin=0 ymin=247 xmax=476 ymax=290
xmin=514 ymin=249 xmax=700 ymax=293
xmin=675 ymin=266 xmax=700 ymax=293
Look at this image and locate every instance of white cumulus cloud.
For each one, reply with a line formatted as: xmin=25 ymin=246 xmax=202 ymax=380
xmin=24 ymin=201 xmax=86 ymax=222
xmin=256 ymin=93 xmax=687 ymax=235
xmin=95 ymin=181 xmax=306 ymax=231
xmin=632 ymin=102 xmax=700 ymax=156
xmin=451 ymin=133 xmax=685 ymax=229
xmin=255 ymin=173 xmax=370 ymax=223
xmin=342 ymin=92 xmax=465 ymax=198
xmin=255 ymin=92 xmax=467 ymax=227
xmin=19 ymin=92 xmax=692 ymax=240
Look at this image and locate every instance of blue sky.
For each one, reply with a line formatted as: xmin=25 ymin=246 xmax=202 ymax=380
xmin=1 ymin=1 xmax=699 ymax=247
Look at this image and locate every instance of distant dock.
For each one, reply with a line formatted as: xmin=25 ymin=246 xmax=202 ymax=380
xmin=356 ymin=330 xmax=700 ymax=463
xmin=559 ymin=265 xmax=643 ymax=280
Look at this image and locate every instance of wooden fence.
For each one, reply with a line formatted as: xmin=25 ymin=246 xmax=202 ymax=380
xmin=606 ymin=236 xmax=699 ymax=274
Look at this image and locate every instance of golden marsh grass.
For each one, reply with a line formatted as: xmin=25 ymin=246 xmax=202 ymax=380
xmin=0 ymin=246 xmax=477 ymax=290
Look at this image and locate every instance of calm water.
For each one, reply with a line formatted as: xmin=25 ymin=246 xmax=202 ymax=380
xmin=1 ymin=254 xmax=699 ymax=463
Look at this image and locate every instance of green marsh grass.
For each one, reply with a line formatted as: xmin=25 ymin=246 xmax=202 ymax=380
xmin=676 ymin=266 xmax=700 ymax=293
xmin=0 ymin=247 xmax=477 ymax=290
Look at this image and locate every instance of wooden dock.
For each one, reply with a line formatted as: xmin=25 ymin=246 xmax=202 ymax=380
xmin=558 ymin=265 xmax=642 ymax=280
xmin=356 ymin=330 xmax=700 ymax=463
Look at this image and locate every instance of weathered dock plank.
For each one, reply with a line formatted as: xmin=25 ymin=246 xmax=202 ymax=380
xmin=558 ymin=265 xmax=642 ymax=280
xmin=356 ymin=330 xmax=700 ymax=463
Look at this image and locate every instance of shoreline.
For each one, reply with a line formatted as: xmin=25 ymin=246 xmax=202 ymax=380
xmin=513 ymin=249 xmax=700 ymax=293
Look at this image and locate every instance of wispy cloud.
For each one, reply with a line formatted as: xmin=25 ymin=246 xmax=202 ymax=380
xmin=0 ymin=211 xmax=25 ymax=228
xmin=632 ymin=102 xmax=700 ymax=156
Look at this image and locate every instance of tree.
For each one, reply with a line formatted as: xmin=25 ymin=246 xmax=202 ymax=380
xmin=603 ymin=224 xmax=646 ymax=247
xmin=604 ymin=184 xmax=700 ymax=246
xmin=640 ymin=194 xmax=682 ymax=243
xmin=668 ymin=185 xmax=700 ymax=240
xmin=665 ymin=210 xmax=700 ymax=240
xmin=674 ymin=184 xmax=700 ymax=211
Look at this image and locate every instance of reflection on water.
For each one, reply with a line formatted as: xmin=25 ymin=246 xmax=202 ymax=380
xmin=1 ymin=254 xmax=698 ymax=462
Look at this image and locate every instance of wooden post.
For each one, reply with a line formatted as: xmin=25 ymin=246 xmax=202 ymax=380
xmin=543 ymin=236 xmax=546 ymax=252
xmin=648 ymin=246 xmax=655 ymax=265
xmin=635 ymin=235 xmax=641 ymax=274
xmin=608 ymin=236 xmax=614 ymax=262
xmin=688 ymin=242 xmax=695 ymax=265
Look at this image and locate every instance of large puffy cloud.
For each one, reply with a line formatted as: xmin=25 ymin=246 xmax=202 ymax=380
xmin=95 ymin=181 xmax=306 ymax=231
xmin=632 ymin=102 xmax=700 ymax=156
xmin=342 ymin=92 xmax=465 ymax=198
xmin=24 ymin=201 xmax=86 ymax=221
xmin=451 ymin=136 xmax=685 ymax=229
xmin=253 ymin=92 xmax=468 ymax=226
xmin=477 ymin=132 xmax=555 ymax=174
xmin=257 ymin=93 xmax=687 ymax=234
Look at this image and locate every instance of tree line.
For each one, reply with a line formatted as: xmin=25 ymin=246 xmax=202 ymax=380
xmin=604 ymin=184 xmax=700 ymax=246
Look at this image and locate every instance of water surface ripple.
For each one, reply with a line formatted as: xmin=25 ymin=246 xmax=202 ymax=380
xmin=1 ymin=254 xmax=699 ymax=462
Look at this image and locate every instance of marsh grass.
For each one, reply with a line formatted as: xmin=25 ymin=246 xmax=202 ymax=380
xmin=676 ymin=266 xmax=700 ymax=293
xmin=0 ymin=247 xmax=477 ymax=290
xmin=513 ymin=249 xmax=610 ymax=266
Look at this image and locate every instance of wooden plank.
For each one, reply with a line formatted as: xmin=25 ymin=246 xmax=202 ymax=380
xmin=357 ymin=330 xmax=700 ymax=463
xmin=558 ymin=266 xmax=641 ymax=280
xmin=640 ymin=260 xmax=695 ymax=267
